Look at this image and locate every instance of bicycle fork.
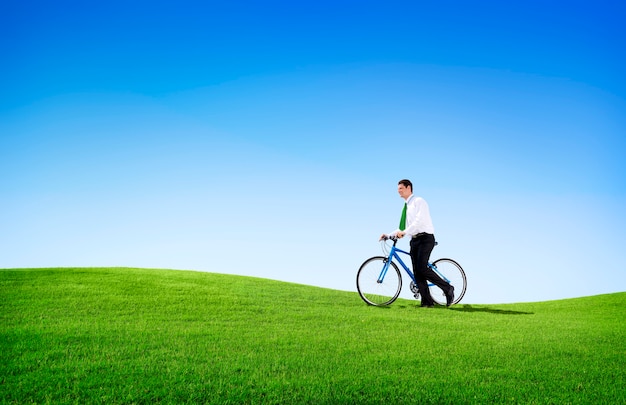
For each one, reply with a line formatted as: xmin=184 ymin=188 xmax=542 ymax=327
xmin=377 ymin=258 xmax=392 ymax=283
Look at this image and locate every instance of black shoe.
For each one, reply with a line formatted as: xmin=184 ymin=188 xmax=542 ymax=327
xmin=445 ymin=286 xmax=455 ymax=307
xmin=420 ymin=304 xmax=434 ymax=308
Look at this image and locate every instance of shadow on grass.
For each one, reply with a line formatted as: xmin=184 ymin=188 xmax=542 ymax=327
xmin=450 ymin=305 xmax=534 ymax=315
xmin=364 ymin=304 xmax=533 ymax=315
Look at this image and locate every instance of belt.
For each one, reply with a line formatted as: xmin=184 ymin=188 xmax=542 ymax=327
xmin=412 ymin=232 xmax=432 ymax=239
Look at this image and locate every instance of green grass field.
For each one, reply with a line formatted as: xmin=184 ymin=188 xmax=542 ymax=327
xmin=1 ymin=268 xmax=624 ymax=404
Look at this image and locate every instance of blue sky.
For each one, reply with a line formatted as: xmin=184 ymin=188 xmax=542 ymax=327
xmin=1 ymin=0 xmax=625 ymax=303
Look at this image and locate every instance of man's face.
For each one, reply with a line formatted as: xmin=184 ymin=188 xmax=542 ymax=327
xmin=398 ymin=184 xmax=411 ymax=199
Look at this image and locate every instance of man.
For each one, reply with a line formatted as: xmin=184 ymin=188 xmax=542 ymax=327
xmin=380 ymin=179 xmax=455 ymax=307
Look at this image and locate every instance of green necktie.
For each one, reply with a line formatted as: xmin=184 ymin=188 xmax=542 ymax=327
xmin=399 ymin=203 xmax=407 ymax=231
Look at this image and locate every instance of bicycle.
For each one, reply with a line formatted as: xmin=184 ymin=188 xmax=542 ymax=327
xmin=356 ymin=236 xmax=467 ymax=306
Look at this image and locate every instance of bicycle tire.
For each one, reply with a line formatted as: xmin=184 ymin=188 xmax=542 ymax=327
xmin=356 ymin=256 xmax=402 ymax=306
xmin=429 ymin=258 xmax=467 ymax=305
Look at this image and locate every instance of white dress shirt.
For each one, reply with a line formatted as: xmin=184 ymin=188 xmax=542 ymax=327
xmin=389 ymin=194 xmax=435 ymax=237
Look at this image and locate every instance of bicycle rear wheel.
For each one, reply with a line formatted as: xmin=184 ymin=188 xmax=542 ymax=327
xmin=356 ymin=256 xmax=402 ymax=306
xmin=429 ymin=258 xmax=467 ymax=305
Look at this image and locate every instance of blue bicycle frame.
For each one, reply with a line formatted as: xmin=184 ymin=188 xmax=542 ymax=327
xmin=379 ymin=243 xmax=415 ymax=283
xmin=379 ymin=239 xmax=449 ymax=286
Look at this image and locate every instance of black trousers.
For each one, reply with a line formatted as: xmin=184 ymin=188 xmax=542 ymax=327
xmin=410 ymin=233 xmax=452 ymax=306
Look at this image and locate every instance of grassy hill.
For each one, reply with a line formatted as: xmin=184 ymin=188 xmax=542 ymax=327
xmin=1 ymin=267 xmax=624 ymax=404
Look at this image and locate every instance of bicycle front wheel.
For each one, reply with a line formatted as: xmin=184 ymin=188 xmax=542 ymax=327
xmin=430 ymin=258 xmax=467 ymax=305
xmin=356 ymin=256 xmax=402 ymax=306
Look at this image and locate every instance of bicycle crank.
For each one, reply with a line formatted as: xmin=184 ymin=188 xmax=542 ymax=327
xmin=410 ymin=281 xmax=420 ymax=300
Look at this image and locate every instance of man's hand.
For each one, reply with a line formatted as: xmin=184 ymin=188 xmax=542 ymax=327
xmin=397 ymin=231 xmax=406 ymax=239
xmin=379 ymin=234 xmax=387 ymax=241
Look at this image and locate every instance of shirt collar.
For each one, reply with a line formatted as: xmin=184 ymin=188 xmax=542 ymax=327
xmin=405 ymin=194 xmax=415 ymax=203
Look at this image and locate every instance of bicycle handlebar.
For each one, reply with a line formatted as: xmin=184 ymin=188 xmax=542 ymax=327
xmin=382 ymin=234 xmax=439 ymax=246
xmin=381 ymin=235 xmax=400 ymax=244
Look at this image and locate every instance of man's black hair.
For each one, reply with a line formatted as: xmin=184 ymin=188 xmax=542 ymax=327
xmin=398 ymin=179 xmax=413 ymax=191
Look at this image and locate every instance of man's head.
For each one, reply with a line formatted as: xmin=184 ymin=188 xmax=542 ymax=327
xmin=398 ymin=179 xmax=413 ymax=199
